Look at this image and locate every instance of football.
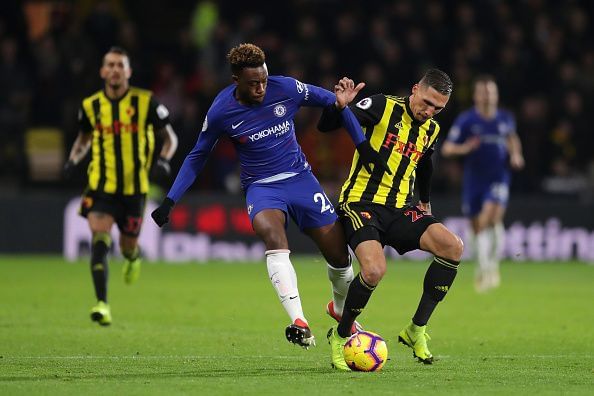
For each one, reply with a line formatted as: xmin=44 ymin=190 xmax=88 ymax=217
xmin=343 ymin=331 xmax=388 ymax=372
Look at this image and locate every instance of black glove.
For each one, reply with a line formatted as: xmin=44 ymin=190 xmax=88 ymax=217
xmin=356 ymin=140 xmax=392 ymax=175
xmin=151 ymin=197 xmax=175 ymax=227
xmin=152 ymin=157 xmax=171 ymax=182
xmin=63 ymin=159 xmax=76 ymax=179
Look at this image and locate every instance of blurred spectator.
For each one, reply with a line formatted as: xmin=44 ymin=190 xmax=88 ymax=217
xmin=542 ymin=119 xmax=588 ymax=195
xmin=0 ymin=37 xmax=31 ymax=179
xmin=516 ymin=95 xmax=549 ymax=191
xmin=190 ymin=1 xmax=218 ymax=50
xmin=83 ymin=0 xmax=125 ymax=55
xmin=30 ymin=34 xmax=66 ymax=125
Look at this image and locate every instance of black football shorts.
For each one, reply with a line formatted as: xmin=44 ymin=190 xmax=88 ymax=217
xmin=79 ymin=189 xmax=146 ymax=237
xmin=338 ymin=201 xmax=439 ymax=254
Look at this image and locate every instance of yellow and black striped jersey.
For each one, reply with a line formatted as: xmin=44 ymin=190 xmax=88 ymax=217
xmin=78 ymin=87 xmax=170 ymax=195
xmin=339 ymin=95 xmax=440 ymax=208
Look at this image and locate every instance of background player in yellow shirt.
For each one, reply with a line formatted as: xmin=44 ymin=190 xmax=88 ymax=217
xmin=64 ymin=47 xmax=178 ymax=326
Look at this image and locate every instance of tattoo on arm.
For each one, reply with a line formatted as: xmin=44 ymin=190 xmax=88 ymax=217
xmin=69 ymin=132 xmax=92 ymax=164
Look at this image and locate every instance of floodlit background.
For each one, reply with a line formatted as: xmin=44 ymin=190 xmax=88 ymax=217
xmin=1 ymin=0 xmax=592 ymax=260
xmin=0 ymin=1 xmax=593 ymax=394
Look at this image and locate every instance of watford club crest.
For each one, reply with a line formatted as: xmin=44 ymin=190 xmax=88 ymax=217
xmin=82 ymin=196 xmax=94 ymax=209
xmin=422 ymin=135 xmax=429 ymax=146
xmin=360 ymin=211 xmax=372 ymax=220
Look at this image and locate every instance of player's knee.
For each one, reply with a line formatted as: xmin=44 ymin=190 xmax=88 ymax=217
xmin=360 ymin=261 xmax=386 ymax=286
xmin=325 ymin=250 xmax=350 ymax=268
xmin=449 ymin=235 xmax=464 ymax=260
xmin=259 ymin=229 xmax=287 ymax=250
xmin=454 ymin=235 xmax=464 ymax=259
xmin=477 ymin=212 xmax=498 ymax=230
xmin=439 ymin=233 xmax=464 ymax=261
xmin=327 ymin=257 xmax=350 ymax=269
xmin=481 ymin=218 xmax=495 ymax=229
xmin=265 ymin=233 xmax=286 ymax=249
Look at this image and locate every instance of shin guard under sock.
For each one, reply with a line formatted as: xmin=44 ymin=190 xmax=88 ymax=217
xmin=337 ymin=273 xmax=375 ymax=338
xmin=412 ymin=256 xmax=459 ymax=326
xmin=91 ymin=232 xmax=111 ymax=302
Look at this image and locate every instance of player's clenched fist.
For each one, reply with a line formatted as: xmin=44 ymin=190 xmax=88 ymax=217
xmin=151 ymin=197 xmax=175 ymax=227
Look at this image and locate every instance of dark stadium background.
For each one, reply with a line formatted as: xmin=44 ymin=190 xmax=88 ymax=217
xmin=0 ymin=0 xmax=592 ymax=260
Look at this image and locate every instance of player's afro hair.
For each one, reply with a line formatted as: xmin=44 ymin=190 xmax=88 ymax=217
xmin=227 ymin=43 xmax=266 ymax=75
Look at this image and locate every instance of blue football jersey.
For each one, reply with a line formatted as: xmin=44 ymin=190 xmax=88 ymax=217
xmin=447 ymin=108 xmax=516 ymax=179
xmin=167 ymin=75 xmax=365 ymax=202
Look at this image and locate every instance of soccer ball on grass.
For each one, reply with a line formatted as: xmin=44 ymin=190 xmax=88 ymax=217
xmin=343 ymin=331 xmax=388 ymax=371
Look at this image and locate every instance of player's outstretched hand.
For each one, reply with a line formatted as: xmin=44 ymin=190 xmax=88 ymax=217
xmin=335 ymin=77 xmax=365 ymax=110
xmin=151 ymin=197 xmax=175 ymax=227
xmin=356 ymin=140 xmax=392 ymax=175
xmin=63 ymin=159 xmax=76 ymax=180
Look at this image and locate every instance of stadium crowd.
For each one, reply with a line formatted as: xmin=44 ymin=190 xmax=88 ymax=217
xmin=1 ymin=0 xmax=592 ymax=198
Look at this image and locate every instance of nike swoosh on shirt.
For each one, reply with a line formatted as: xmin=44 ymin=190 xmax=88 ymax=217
xmin=231 ymin=121 xmax=245 ymax=129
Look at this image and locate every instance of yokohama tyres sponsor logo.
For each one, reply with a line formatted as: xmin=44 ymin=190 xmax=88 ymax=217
xmin=248 ymin=120 xmax=291 ymax=142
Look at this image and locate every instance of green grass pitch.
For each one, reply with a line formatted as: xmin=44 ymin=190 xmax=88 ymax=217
xmin=0 ymin=255 xmax=592 ymax=395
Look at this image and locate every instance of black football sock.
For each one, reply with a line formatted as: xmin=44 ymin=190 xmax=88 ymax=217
xmin=91 ymin=232 xmax=111 ymax=303
xmin=412 ymin=256 xmax=459 ymax=326
xmin=337 ymin=273 xmax=376 ymax=338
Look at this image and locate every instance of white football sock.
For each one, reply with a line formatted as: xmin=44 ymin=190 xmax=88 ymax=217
xmin=490 ymin=222 xmax=505 ymax=272
xmin=266 ymin=249 xmax=306 ymax=324
xmin=327 ymin=255 xmax=354 ymax=316
xmin=475 ymin=228 xmax=493 ymax=275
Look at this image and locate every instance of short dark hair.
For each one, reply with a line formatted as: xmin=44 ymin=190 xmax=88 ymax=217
xmin=103 ymin=46 xmax=129 ymax=65
xmin=106 ymin=46 xmax=128 ymax=57
xmin=473 ymin=74 xmax=496 ymax=89
xmin=420 ymin=68 xmax=453 ymax=96
xmin=227 ymin=43 xmax=266 ymax=75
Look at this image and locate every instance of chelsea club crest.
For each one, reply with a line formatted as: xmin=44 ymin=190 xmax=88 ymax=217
xmin=274 ymin=104 xmax=286 ymax=117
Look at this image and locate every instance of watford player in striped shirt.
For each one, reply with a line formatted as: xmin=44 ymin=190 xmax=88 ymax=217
xmin=64 ymin=47 xmax=178 ymax=326
xmin=319 ymin=69 xmax=464 ymax=369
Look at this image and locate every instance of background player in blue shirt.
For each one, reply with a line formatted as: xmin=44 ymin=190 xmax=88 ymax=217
xmin=151 ymin=43 xmax=388 ymax=348
xmin=441 ymin=75 xmax=524 ymax=292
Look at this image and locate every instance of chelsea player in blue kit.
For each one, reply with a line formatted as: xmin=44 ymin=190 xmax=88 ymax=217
xmin=151 ymin=43 xmax=388 ymax=347
xmin=442 ymin=75 xmax=524 ymax=292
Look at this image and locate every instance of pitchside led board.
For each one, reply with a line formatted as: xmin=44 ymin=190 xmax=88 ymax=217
xmin=63 ymin=197 xmax=266 ymax=263
xmin=61 ymin=194 xmax=594 ymax=263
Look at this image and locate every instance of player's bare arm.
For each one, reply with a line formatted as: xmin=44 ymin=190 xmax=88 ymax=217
xmin=156 ymin=124 xmax=178 ymax=161
xmin=152 ymin=124 xmax=179 ymax=179
xmin=441 ymin=136 xmax=480 ymax=157
xmin=507 ymin=133 xmax=525 ymax=170
xmin=67 ymin=131 xmax=92 ymax=164
xmin=416 ymin=150 xmax=434 ymax=214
